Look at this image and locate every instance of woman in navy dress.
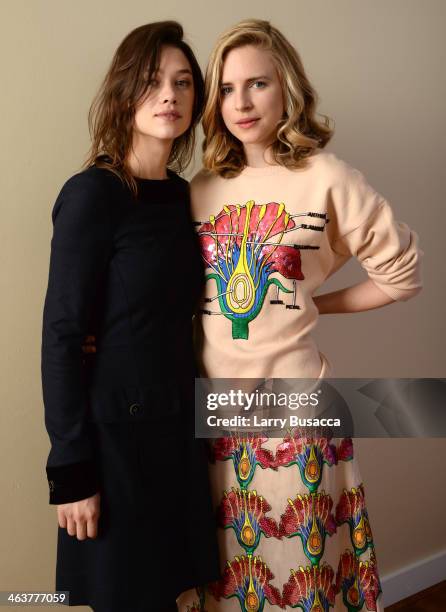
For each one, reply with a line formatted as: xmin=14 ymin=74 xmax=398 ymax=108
xmin=41 ymin=21 xmax=220 ymax=611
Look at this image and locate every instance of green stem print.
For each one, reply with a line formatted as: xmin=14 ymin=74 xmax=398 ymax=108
xmin=197 ymin=200 xmax=325 ymax=340
xmin=205 ymin=273 xmax=292 ymax=339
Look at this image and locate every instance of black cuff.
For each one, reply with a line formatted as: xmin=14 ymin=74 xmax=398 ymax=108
xmin=46 ymin=460 xmax=100 ymax=505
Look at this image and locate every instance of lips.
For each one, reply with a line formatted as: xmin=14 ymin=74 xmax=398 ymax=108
xmin=156 ymin=111 xmax=181 ymax=120
xmin=236 ymin=117 xmax=260 ymax=128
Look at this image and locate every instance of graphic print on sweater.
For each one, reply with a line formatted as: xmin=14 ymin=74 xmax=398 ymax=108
xmin=196 ymin=200 xmax=327 ymax=339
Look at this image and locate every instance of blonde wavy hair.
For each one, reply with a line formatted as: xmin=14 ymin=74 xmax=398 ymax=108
xmin=202 ymin=19 xmax=334 ymax=177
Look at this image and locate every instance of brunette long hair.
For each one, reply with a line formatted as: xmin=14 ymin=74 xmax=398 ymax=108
xmin=202 ymin=19 xmax=333 ymax=178
xmin=84 ymin=21 xmax=204 ymax=192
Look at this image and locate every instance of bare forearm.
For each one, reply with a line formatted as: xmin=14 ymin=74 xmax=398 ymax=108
xmin=313 ymin=279 xmax=396 ymax=315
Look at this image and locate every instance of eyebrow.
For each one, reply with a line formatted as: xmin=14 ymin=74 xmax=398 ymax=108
xmin=155 ymin=68 xmax=193 ymax=75
xmin=220 ymin=75 xmax=271 ymax=86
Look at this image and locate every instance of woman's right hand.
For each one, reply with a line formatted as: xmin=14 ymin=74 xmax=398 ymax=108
xmin=57 ymin=492 xmax=101 ymax=540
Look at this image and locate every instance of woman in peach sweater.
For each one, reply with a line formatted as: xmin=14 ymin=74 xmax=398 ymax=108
xmin=178 ymin=19 xmax=422 ymax=612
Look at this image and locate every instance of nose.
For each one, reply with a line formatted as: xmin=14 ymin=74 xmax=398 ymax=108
xmin=234 ymin=88 xmax=253 ymax=112
xmin=160 ymin=80 xmax=177 ymax=105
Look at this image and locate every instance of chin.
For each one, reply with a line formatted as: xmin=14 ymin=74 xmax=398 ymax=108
xmin=150 ymin=128 xmax=182 ymax=141
xmin=160 ymin=125 xmax=189 ymax=140
xmin=235 ymin=135 xmax=265 ymax=146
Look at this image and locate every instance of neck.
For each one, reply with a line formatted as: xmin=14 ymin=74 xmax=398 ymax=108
xmin=126 ymin=132 xmax=173 ymax=179
xmin=243 ymin=142 xmax=276 ymax=168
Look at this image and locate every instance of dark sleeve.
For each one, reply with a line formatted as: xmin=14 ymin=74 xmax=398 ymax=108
xmin=41 ymin=171 xmax=113 ymax=504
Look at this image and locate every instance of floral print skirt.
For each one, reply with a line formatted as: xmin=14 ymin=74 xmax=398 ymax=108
xmin=178 ymin=433 xmax=383 ymax=611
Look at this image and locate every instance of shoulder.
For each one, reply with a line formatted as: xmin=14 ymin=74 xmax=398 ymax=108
xmin=52 ymin=166 xmax=118 ymax=226
xmin=305 ymin=150 xmax=364 ymax=186
xmin=59 ymin=166 xmax=119 ymax=198
xmin=190 ymin=168 xmax=224 ymax=199
xmin=311 ymin=151 xmax=386 ymax=205
xmin=313 ymin=152 xmax=387 ymax=235
xmin=190 ymin=168 xmax=222 ymax=189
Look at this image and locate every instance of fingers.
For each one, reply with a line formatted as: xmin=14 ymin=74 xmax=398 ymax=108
xmin=66 ymin=517 xmax=77 ymax=537
xmin=86 ymin=497 xmax=100 ymax=539
xmin=57 ymin=494 xmax=100 ymax=540
xmin=87 ymin=517 xmax=99 ymax=539
xmin=57 ymin=507 xmax=67 ymax=529
xmin=65 ymin=516 xmax=97 ymax=540
xmin=76 ymin=520 xmax=87 ymax=541
xmin=82 ymin=500 xmax=100 ymax=539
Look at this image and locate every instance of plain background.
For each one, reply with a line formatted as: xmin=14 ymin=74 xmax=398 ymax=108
xmin=1 ymin=0 xmax=445 ymax=609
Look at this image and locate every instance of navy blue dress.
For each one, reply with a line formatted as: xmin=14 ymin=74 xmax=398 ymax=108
xmin=41 ymin=166 xmax=220 ymax=610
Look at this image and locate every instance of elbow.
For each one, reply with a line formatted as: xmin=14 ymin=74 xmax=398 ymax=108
xmin=368 ymin=245 xmax=424 ymax=303
xmin=396 ymin=284 xmax=423 ymax=302
xmin=370 ymin=280 xmax=423 ymax=303
xmin=388 ymin=284 xmax=423 ymax=302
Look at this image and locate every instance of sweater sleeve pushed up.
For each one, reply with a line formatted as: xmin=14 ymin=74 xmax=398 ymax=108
xmin=330 ymin=164 xmax=424 ymax=302
xmin=41 ymin=171 xmax=113 ymax=504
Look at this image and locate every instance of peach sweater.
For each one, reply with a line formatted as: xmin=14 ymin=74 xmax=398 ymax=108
xmin=190 ymin=151 xmax=423 ymax=379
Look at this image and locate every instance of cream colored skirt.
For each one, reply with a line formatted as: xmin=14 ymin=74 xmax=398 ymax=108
xmin=177 ymin=433 xmax=384 ymax=611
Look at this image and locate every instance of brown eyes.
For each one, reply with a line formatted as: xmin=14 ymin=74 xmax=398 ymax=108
xmin=147 ymin=78 xmax=191 ymax=89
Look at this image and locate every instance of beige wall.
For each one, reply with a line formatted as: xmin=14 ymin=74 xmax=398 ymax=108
xmin=1 ymin=0 xmax=445 ymax=608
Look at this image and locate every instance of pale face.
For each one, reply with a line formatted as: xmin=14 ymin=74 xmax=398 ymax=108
xmin=220 ymin=45 xmax=284 ymax=152
xmin=133 ymin=46 xmax=195 ymax=143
